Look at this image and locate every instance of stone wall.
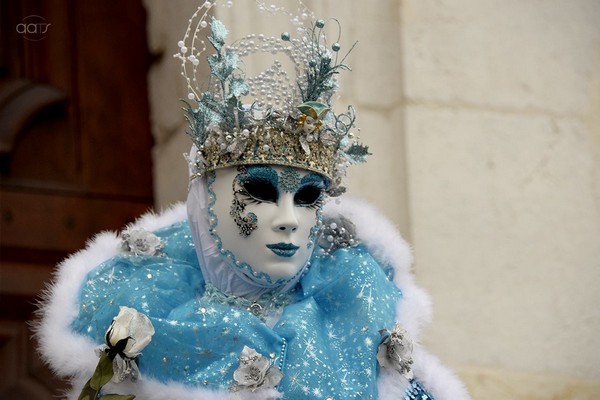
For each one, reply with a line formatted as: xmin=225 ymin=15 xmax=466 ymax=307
xmin=144 ymin=0 xmax=600 ymax=397
xmin=402 ymin=1 xmax=600 ymax=397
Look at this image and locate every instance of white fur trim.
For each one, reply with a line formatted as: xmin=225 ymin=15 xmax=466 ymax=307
xmin=35 ymin=231 xmax=122 ymax=378
xmin=129 ymin=202 xmax=188 ymax=231
xmin=35 ymin=200 xmax=470 ymax=399
xmin=377 ymin=369 xmax=411 ymax=399
xmin=412 ymin=346 xmax=471 ymax=400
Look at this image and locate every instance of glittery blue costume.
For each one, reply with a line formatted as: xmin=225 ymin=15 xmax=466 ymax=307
xmin=72 ymin=220 xmax=432 ymax=399
xmin=36 ymin=2 xmax=472 ymax=397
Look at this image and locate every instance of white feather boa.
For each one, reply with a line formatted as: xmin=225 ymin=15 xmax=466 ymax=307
xmin=35 ymin=198 xmax=470 ymax=400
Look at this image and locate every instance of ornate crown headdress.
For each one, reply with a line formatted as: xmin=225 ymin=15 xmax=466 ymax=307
xmin=175 ymin=0 xmax=369 ymax=195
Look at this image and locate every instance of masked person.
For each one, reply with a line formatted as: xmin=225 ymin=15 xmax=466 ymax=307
xmin=36 ymin=2 xmax=471 ymax=399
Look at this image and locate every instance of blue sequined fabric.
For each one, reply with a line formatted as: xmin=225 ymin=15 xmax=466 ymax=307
xmin=72 ymin=220 xmax=433 ymax=399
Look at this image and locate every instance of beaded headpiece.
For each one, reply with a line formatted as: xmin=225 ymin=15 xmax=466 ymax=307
xmin=175 ymin=0 xmax=368 ymax=195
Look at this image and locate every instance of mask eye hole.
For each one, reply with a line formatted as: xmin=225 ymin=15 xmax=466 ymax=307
xmin=242 ymin=178 xmax=279 ymax=203
xmin=294 ymin=185 xmax=323 ymax=207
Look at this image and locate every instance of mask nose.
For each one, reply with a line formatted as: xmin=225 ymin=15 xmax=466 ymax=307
xmin=272 ymin=194 xmax=298 ymax=232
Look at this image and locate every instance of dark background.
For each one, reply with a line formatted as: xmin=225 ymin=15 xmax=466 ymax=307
xmin=0 ymin=1 xmax=153 ymax=398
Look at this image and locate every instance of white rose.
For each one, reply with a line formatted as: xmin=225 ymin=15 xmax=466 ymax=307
xmin=106 ymin=306 xmax=155 ymax=359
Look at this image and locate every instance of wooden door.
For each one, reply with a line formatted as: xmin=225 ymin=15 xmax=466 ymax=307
xmin=0 ymin=1 xmax=153 ymax=398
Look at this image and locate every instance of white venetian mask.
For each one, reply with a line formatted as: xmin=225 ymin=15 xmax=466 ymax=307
xmin=208 ymin=165 xmax=327 ymax=283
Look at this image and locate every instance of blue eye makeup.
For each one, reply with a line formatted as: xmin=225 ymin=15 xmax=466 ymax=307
xmin=234 ymin=166 xmax=327 ymax=211
xmin=238 ymin=166 xmax=279 ymax=204
xmin=294 ymin=173 xmax=328 ymax=208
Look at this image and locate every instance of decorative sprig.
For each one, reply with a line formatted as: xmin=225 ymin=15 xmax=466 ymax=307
xmin=286 ymin=18 xmax=357 ymax=104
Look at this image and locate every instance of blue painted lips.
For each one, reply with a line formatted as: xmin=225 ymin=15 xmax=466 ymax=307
xmin=266 ymin=243 xmax=300 ymax=257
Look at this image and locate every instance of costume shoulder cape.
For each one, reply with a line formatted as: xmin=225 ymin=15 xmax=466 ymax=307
xmin=36 ymin=198 xmax=470 ymax=400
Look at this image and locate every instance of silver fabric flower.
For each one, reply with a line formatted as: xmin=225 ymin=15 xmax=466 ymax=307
xmin=226 ymin=129 xmax=251 ymax=160
xmin=121 ymin=227 xmax=164 ymax=256
xmin=233 ymin=346 xmax=283 ymax=391
xmin=377 ymin=323 xmax=414 ymax=379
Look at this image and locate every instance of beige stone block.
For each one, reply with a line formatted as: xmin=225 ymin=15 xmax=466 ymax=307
xmin=402 ymin=0 xmax=600 ymax=115
xmin=143 ymin=0 xmax=199 ymax=54
xmin=459 ymin=367 xmax=600 ymax=400
xmin=147 ymin=59 xmax=190 ymax=145
xmin=345 ymin=107 xmax=409 ymax=234
xmin=153 ymin=129 xmax=190 ymax=208
xmin=144 ymin=0 xmax=211 ymax=145
xmin=350 ymin=0 xmax=402 ymax=108
xmin=405 ymin=105 xmax=600 ymax=378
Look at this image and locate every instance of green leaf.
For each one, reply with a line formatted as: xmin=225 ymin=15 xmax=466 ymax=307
xmin=345 ymin=143 xmax=370 ymax=163
xmin=90 ymin=352 xmax=114 ymax=390
xmin=77 ymin=380 xmax=98 ymax=400
xmin=99 ymin=395 xmax=136 ymax=400
xmin=229 ymin=77 xmax=249 ymax=98
xmin=208 ymin=17 xmax=228 ymax=52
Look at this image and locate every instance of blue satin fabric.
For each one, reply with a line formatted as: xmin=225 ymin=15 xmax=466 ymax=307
xmin=72 ymin=220 xmax=432 ymax=399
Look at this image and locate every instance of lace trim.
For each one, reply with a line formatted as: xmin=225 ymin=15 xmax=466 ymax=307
xmin=202 ymin=283 xmax=294 ymax=321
